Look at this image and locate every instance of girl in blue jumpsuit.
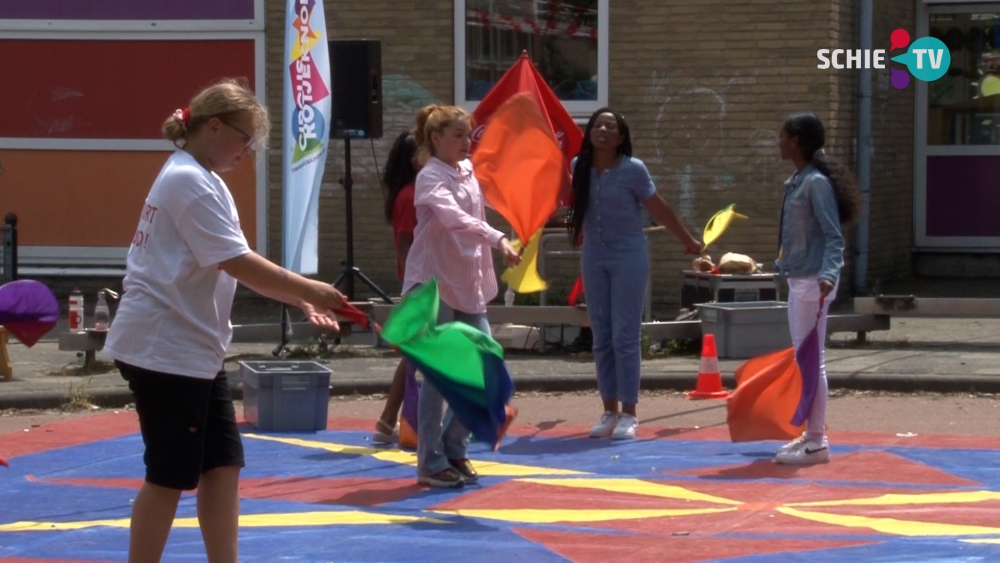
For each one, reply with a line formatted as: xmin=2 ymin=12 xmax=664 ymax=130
xmin=568 ymin=108 xmax=702 ymax=440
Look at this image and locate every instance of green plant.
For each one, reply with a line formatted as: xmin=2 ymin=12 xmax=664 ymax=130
xmin=510 ymin=287 xmax=570 ymax=307
xmin=65 ymin=376 xmax=95 ymax=410
xmin=662 ymin=338 xmax=702 ymax=356
xmin=285 ymin=334 xmax=337 ymax=359
xmin=513 ymin=292 xmax=541 ymax=306
xmin=640 ymin=330 xmax=653 ymax=360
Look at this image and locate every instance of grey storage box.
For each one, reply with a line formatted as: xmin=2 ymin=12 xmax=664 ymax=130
xmin=696 ymin=301 xmax=792 ymax=359
xmin=240 ymin=361 xmax=331 ymax=432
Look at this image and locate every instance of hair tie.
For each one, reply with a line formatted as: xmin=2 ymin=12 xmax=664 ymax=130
xmin=173 ymin=108 xmax=191 ymax=126
xmin=815 ymin=148 xmax=826 ymax=157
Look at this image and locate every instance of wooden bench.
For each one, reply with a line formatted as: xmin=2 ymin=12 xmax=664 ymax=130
xmin=56 ymin=302 xmax=373 ymax=368
xmin=370 ymin=304 xmax=888 ymax=344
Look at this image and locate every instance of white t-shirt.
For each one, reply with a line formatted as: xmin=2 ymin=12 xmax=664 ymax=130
xmin=104 ymin=150 xmax=252 ymax=379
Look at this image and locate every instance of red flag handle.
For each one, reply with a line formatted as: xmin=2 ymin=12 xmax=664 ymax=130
xmin=333 ymin=302 xmax=372 ymax=331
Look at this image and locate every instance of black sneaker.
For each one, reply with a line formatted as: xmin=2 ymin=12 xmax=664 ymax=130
xmin=565 ymin=327 xmax=593 ymax=353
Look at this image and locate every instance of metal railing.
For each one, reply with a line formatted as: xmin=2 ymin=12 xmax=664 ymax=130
xmin=1 ymin=213 xmax=17 ymax=283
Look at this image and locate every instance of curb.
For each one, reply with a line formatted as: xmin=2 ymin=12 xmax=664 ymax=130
xmin=2 ymin=371 xmax=997 ymax=411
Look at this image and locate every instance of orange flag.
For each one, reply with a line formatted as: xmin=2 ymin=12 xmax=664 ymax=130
xmin=472 ymin=92 xmax=566 ymax=244
xmin=725 ymin=347 xmax=807 ymax=442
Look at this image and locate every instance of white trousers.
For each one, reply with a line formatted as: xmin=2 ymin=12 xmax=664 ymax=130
xmin=787 ymin=276 xmax=838 ymax=441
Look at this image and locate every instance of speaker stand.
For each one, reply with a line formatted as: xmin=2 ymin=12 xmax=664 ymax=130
xmin=333 ymin=138 xmax=395 ymax=304
xmin=271 ymin=138 xmax=393 ymax=357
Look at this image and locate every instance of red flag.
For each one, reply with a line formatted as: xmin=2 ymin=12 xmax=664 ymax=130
xmin=471 ymin=51 xmax=583 ymax=207
xmin=472 ymin=92 xmax=565 ymax=245
xmin=567 ymin=275 xmax=584 ymax=306
xmin=333 ymin=302 xmax=380 ymax=333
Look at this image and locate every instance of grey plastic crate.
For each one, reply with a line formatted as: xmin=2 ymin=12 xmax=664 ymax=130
xmin=696 ymin=301 xmax=791 ymax=359
xmin=240 ymin=361 xmax=331 ymax=432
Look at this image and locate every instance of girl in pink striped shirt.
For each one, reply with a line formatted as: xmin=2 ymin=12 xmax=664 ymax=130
xmin=403 ymin=104 xmax=521 ymax=488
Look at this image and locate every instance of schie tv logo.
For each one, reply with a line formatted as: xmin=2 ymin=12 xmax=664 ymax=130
xmin=817 ymin=28 xmax=951 ymax=89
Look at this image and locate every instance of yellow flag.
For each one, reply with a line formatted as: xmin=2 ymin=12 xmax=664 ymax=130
xmin=501 ymin=229 xmax=548 ymax=294
xmin=703 ymin=204 xmax=748 ymax=250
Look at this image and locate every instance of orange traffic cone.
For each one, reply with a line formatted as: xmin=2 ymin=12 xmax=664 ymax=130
xmin=688 ymin=334 xmax=729 ymax=399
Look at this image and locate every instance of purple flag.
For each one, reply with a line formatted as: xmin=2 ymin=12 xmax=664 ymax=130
xmin=0 ymin=280 xmax=60 ymax=347
xmin=791 ymin=298 xmax=824 ymax=426
xmin=402 ymin=362 xmax=419 ymax=436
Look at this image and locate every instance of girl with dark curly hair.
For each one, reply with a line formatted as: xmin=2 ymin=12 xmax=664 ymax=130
xmin=774 ymin=111 xmax=862 ymax=465
xmin=372 ymin=130 xmax=420 ymax=445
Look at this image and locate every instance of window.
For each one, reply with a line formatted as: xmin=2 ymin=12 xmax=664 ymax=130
xmin=454 ymin=0 xmax=609 ymax=117
xmin=926 ymin=11 xmax=1000 ymax=145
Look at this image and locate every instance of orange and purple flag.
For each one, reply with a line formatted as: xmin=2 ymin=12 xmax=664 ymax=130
xmin=726 ymin=347 xmax=806 ymax=442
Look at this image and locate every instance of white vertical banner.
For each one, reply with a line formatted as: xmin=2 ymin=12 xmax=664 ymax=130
xmin=282 ymin=0 xmax=331 ymax=274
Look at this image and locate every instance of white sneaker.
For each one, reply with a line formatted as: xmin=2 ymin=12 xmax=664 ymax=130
xmin=776 ymin=438 xmax=830 ymax=465
xmin=589 ymin=412 xmax=618 ymax=438
xmin=777 ymin=433 xmax=807 ymax=455
xmin=372 ymin=420 xmax=399 ymax=445
xmin=611 ymin=413 xmax=638 ymax=440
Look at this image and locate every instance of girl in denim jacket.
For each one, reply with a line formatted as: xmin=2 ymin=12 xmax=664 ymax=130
xmin=775 ymin=112 xmax=861 ymax=465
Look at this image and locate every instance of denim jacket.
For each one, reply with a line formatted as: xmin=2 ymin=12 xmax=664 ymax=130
xmin=775 ymin=163 xmax=845 ymax=282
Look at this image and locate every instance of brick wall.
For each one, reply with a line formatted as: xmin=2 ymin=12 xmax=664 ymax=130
xmin=869 ymin=0 xmax=916 ymax=288
xmin=616 ymin=0 xmax=855 ymax=313
xmin=262 ymin=0 xmax=916 ymax=313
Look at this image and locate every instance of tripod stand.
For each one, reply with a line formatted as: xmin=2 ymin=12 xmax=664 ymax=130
xmin=332 ymin=137 xmax=394 ymax=303
xmin=272 ymin=136 xmax=394 ymax=356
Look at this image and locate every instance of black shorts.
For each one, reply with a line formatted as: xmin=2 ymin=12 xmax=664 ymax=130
xmin=116 ymin=360 xmax=245 ymax=491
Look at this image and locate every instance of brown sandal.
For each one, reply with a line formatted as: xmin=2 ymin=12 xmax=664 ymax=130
xmin=417 ymin=467 xmax=464 ymax=488
xmin=448 ymin=458 xmax=478 ymax=483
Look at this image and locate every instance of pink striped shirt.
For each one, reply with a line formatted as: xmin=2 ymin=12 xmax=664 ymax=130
xmin=402 ymin=157 xmax=505 ymax=313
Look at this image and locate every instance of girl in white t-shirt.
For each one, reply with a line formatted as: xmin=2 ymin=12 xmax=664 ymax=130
xmin=104 ymin=79 xmax=346 ymax=563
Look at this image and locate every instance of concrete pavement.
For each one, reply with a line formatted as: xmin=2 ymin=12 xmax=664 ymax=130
xmin=2 ymin=316 xmax=999 ymax=410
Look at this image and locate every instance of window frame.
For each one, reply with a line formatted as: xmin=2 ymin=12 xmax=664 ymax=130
xmin=914 ymin=0 xmax=1000 ymax=249
xmin=453 ymin=0 xmax=609 ymax=118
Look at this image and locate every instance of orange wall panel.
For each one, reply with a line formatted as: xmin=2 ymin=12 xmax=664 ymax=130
xmin=1 ymin=150 xmax=257 ymax=248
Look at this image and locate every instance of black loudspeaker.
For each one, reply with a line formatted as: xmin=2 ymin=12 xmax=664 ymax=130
xmin=329 ymin=39 xmax=383 ymax=139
